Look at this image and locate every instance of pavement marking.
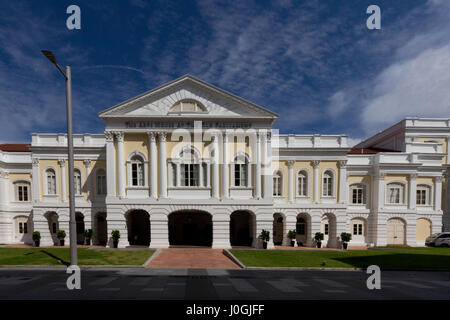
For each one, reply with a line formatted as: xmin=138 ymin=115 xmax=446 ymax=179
xmin=385 ymin=280 xmax=433 ymax=289
xmin=229 ymin=278 xmax=258 ymax=292
xmin=313 ymin=278 xmax=349 ymax=288
xmin=267 ymin=280 xmax=302 ymax=293
xmin=0 ymin=277 xmax=34 ymax=285
xmin=88 ymin=277 xmax=118 ymax=286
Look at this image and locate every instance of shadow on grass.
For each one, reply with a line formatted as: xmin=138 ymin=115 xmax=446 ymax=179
xmin=40 ymin=250 xmax=70 ymax=266
xmin=334 ymin=253 xmax=450 ymax=269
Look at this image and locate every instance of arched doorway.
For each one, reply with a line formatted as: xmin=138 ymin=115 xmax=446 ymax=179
xmin=169 ymin=210 xmax=212 ymax=246
xmin=45 ymin=211 xmax=59 ymax=245
xmin=96 ymin=212 xmax=107 ymax=246
xmin=321 ymin=213 xmax=337 ymax=247
xmin=296 ymin=213 xmax=311 ymax=246
xmin=126 ymin=210 xmax=150 ymax=246
xmin=75 ymin=212 xmax=85 ymax=245
xmin=273 ymin=213 xmax=284 ymax=245
xmin=230 ymin=210 xmax=255 ymax=247
xmin=416 ymin=218 xmax=432 ymax=245
xmin=387 ymin=218 xmax=406 ymax=245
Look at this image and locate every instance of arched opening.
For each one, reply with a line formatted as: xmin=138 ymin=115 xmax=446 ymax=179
xmin=75 ymin=212 xmax=85 ymax=245
xmin=387 ymin=218 xmax=406 ymax=245
xmin=273 ymin=213 xmax=284 ymax=245
xmin=13 ymin=216 xmax=30 ymax=243
xmin=296 ymin=213 xmax=311 ymax=246
xmin=168 ymin=210 xmax=212 ymax=246
xmin=416 ymin=218 xmax=432 ymax=245
xmin=44 ymin=211 xmax=59 ymax=245
xmin=95 ymin=212 xmax=107 ymax=246
xmin=349 ymin=218 xmax=367 ymax=245
xmin=230 ymin=210 xmax=255 ymax=247
xmin=126 ymin=210 xmax=150 ymax=246
xmin=321 ymin=213 xmax=337 ymax=247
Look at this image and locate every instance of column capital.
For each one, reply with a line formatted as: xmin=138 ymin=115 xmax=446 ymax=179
xmin=114 ymin=131 xmax=124 ymax=142
xmin=158 ymin=131 xmax=167 ymax=142
xmin=435 ymin=175 xmax=443 ymax=183
xmin=286 ymin=160 xmax=295 ymax=169
xmin=0 ymin=170 xmax=8 ymax=179
xmin=58 ymin=159 xmax=65 ymax=167
xmin=223 ymin=132 xmax=229 ymax=142
xmin=32 ymin=158 xmax=39 ymax=167
xmin=104 ymin=131 xmax=114 ymax=142
xmin=147 ymin=131 xmax=157 ymax=142
xmin=410 ymin=173 xmax=418 ymax=180
xmin=338 ymin=160 xmax=348 ymax=168
xmin=83 ymin=159 xmax=91 ymax=168
xmin=311 ymin=160 xmax=320 ymax=168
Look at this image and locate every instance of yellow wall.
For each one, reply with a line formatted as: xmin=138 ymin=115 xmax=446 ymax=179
xmin=417 ymin=137 xmax=448 ymax=163
xmin=8 ymin=173 xmax=31 ymax=182
xmin=39 ymin=159 xmax=61 ymax=201
xmin=385 ymin=174 xmax=408 ymax=184
xmin=318 ymin=161 xmax=339 ymax=202
xmin=416 ymin=218 xmax=432 ymax=241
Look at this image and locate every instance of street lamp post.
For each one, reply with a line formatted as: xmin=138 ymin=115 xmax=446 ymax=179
xmin=41 ymin=50 xmax=77 ymax=266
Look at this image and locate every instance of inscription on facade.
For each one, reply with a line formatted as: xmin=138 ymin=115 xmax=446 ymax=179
xmin=125 ymin=121 xmax=252 ymax=129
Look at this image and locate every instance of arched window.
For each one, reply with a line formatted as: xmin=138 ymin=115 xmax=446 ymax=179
xmin=416 ymin=184 xmax=431 ymax=205
xmin=14 ymin=181 xmax=30 ymax=202
xmin=322 ymin=170 xmax=333 ymax=197
xmin=386 ymin=183 xmax=405 ymax=204
xmin=96 ymin=169 xmax=106 ymax=195
xmin=273 ymin=170 xmax=282 ymax=196
xmin=350 ymin=184 xmax=365 ymax=204
xmin=131 ymin=155 xmax=145 ymax=186
xmin=180 ymin=147 xmax=200 ymax=187
xmin=168 ymin=99 xmax=207 ymax=113
xmin=233 ymin=153 xmax=249 ymax=187
xmin=46 ymin=169 xmax=56 ymax=195
xmin=297 ymin=170 xmax=308 ymax=196
xmin=74 ymin=169 xmax=82 ymax=195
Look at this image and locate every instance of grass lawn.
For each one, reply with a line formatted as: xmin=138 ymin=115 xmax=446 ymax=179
xmin=0 ymin=248 xmax=154 ymax=266
xmin=230 ymin=247 xmax=450 ymax=269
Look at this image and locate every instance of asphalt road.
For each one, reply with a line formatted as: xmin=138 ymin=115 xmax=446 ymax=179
xmin=0 ymin=267 xmax=449 ymax=300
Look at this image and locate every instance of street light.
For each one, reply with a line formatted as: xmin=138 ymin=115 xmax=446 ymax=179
xmin=41 ymin=50 xmax=77 ymax=266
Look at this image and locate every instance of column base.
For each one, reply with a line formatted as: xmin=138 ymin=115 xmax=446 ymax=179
xmin=150 ymin=241 xmax=170 ymax=248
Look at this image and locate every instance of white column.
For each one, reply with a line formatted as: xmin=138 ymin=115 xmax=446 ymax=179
xmin=212 ymin=134 xmax=220 ymax=198
xmin=409 ymin=173 xmax=417 ymax=210
xmin=435 ymin=175 xmax=443 ymax=211
xmin=84 ymin=159 xmax=91 ymax=200
xmin=222 ymin=132 xmax=229 ymax=198
xmin=148 ymin=132 xmax=158 ymax=198
xmin=262 ymin=131 xmax=273 ymax=200
xmin=254 ymin=132 xmax=261 ymax=199
xmin=105 ymin=131 xmax=116 ymax=197
xmin=283 ymin=215 xmax=296 ymax=246
xmin=287 ymin=160 xmax=295 ymax=203
xmin=212 ymin=212 xmax=231 ymax=248
xmin=376 ymin=172 xmax=386 ymax=210
xmin=58 ymin=159 xmax=67 ymax=202
xmin=158 ymin=132 xmax=167 ymax=198
xmin=31 ymin=158 xmax=40 ymax=203
xmin=0 ymin=171 xmax=9 ymax=205
xmin=150 ymin=212 xmax=169 ymax=248
xmin=338 ymin=160 xmax=347 ymax=204
xmin=312 ymin=160 xmax=320 ymax=203
xmin=115 ymin=132 xmax=125 ymax=198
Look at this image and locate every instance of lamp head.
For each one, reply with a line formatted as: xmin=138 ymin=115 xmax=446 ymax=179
xmin=41 ymin=50 xmax=57 ymax=64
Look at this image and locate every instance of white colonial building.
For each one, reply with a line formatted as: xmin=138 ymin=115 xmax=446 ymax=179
xmin=0 ymin=75 xmax=449 ymax=248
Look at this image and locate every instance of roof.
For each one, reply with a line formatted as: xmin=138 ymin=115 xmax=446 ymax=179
xmin=0 ymin=144 xmax=31 ymax=152
xmin=347 ymin=147 xmax=399 ymax=154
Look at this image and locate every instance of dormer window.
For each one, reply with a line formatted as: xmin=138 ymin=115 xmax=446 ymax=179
xmin=168 ymin=99 xmax=207 ymax=114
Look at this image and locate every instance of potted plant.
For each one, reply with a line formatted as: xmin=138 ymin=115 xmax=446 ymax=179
xmin=32 ymin=231 xmax=41 ymax=247
xmin=111 ymin=230 xmax=120 ymax=248
xmin=287 ymin=230 xmax=297 ymax=247
xmin=84 ymin=229 xmax=93 ymax=245
xmin=315 ymin=232 xmax=324 ymax=248
xmin=341 ymin=232 xmax=352 ymax=250
xmin=57 ymin=230 xmax=66 ymax=246
xmin=259 ymin=229 xmax=270 ymax=249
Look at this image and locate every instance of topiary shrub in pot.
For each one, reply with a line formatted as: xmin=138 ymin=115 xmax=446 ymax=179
xmin=32 ymin=231 xmax=41 ymax=247
xmin=287 ymin=230 xmax=297 ymax=247
xmin=340 ymin=232 xmax=352 ymax=250
xmin=84 ymin=229 xmax=93 ymax=245
xmin=111 ymin=230 xmax=120 ymax=248
xmin=57 ymin=230 xmax=66 ymax=246
xmin=315 ymin=232 xmax=324 ymax=248
xmin=259 ymin=229 xmax=270 ymax=249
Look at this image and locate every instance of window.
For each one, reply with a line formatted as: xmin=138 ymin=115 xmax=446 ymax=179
xmin=169 ymin=99 xmax=207 ymax=113
xmin=273 ymin=171 xmax=282 ymax=196
xmin=52 ymin=222 xmax=57 ymax=234
xmin=322 ymin=171 xmax=333 ymax=197
xmin=297 ymin=171 xmax=307 ymax=196
xmin=15 ymin=182 xmax=30 ymax=202
xmin=234 ymin=163 xmax=247 ymax=186
xmin=350 ymin=184 xmax=365 ymax=204
xmin=96 ymin=169 xmax=106 ymax=195
xmin=416 ymin=185 xmax=430 ymax=205
xmin=296 ymin=217 xmax=306 ymax=235
xmin=74 ymin=169 xmax=82 ymax=195
xmin=387 ymin=183 xmax=404 ymax=204
xmin=324 ymin=224 xmax=329 ymax=235
xmin=353 ymin=224 xmax=363 ymax=235
xmin=131 ymin=156 xmax=144 ymax=186
xmin=46 ymin=169 xmax=56 ymax=194
xmin=19 ymin=222 xmax=28 ymax=234
xmin=181 ymin=164 xmax=199 ymax=187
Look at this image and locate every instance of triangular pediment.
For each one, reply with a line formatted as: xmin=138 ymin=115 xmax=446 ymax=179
xmin=99 ymin=75 xmax=278 ymax=120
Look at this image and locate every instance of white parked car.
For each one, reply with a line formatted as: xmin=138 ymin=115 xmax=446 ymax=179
xmin=425 ymin=232 xmax=450 ymax=247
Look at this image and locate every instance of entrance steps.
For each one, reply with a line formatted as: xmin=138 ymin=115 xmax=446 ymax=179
xmin=145 ymin=247 xmax=241 ymax=269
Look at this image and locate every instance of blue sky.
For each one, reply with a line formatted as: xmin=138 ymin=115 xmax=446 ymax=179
xmin=0 ymin=0 xmax=449 ymax=145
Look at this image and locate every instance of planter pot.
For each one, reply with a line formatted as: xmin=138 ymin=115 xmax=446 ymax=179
xmin=34 ymin=240 xmax=40 ymax=247
xmin=59 ymin=239 xmax=65 ymax=246
xmin=262 ymin=241 xmax=267 ymax=249
xmin=317 ymin=242 xmax=322 ymax=248
xmin=113 ymin=240 xmax=118 ymax=248
xmin=290 ymin=240 xmax=295 ymax=247
xmin=342 ymin=242 xmax=348 ymax=250
xmin=85 ymin=238 xmax=91 ymax=245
